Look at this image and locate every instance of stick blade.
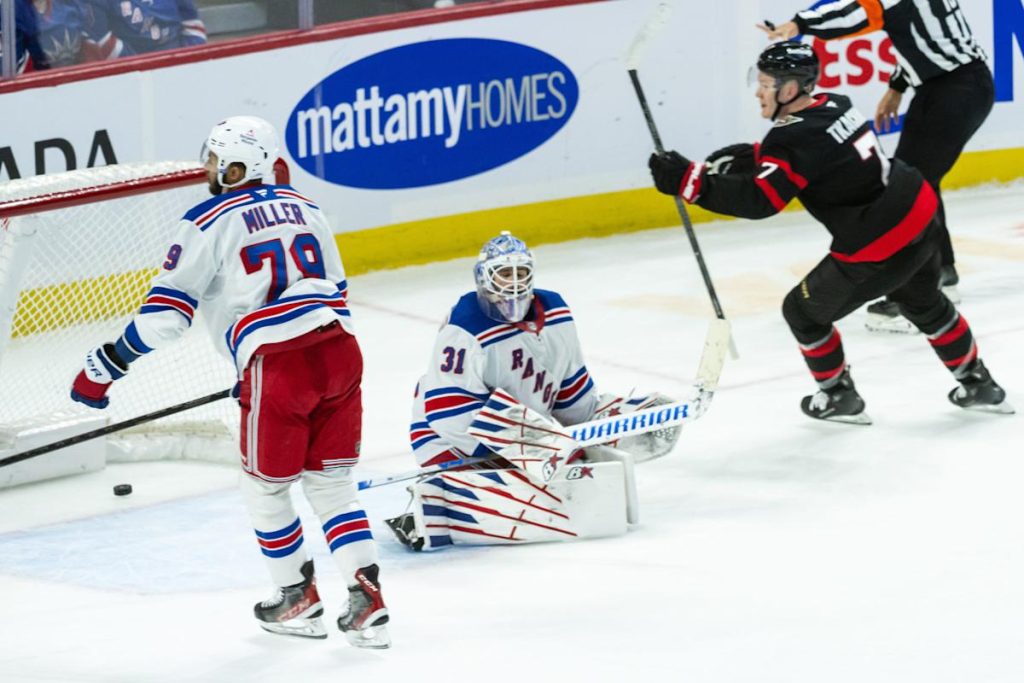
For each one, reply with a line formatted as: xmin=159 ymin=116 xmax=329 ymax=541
xmin=696 ymin=319 xmax=731 ymax=393
xmin=625 ymin=2 xmax=674 ymax=70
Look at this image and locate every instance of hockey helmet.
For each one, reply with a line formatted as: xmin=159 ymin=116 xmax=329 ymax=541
xmin=474 ymin=231 xmax=535 ymax=323
xmin=201 ymin=116 xmax=280 ymax=189
xmin=756 ymin=41 xmax=819 ymax=94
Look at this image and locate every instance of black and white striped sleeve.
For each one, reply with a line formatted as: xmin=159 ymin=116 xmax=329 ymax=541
xmin=888 ymin=64 xmax=910 ymax=92
xmin=793 ymin=0 xmax=884 ymax=40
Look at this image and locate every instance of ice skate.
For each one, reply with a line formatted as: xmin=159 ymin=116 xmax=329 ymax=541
xmin=254 ymin=559 xmax=327 ymax=639
xmin=800 ymin=369 xmax=872 ymax=425
xmin=949 ymin=360 xmax=1014 ymax=414
xmin=865 ymin=299 xmax=918 ymax=334
xmin=386 ymin=513 xmax=424 ymax=551
xmin=337 ymin=564 xmax=391 ymax=649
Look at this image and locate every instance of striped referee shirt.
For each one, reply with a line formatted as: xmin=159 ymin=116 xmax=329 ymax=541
xmin=793 ymin=0 xmax=987 ymax=91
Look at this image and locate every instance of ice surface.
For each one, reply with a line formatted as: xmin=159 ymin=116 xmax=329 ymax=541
xmin=1 ymin=185 xmax=1022 ymax=682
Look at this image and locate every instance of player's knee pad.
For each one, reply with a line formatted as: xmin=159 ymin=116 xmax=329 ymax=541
xmin=301 ymin=468 xmax=359 ymax=519
xmin=239 ymin=472 xmax=293 ymax=516
xmin=898 ymin=295 xmax=954 ymax=335
xmin=782 ymin=287 xmax=830 ymax=342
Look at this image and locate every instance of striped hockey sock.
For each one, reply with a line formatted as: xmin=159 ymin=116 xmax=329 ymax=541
xmin=253 ymin=517 xmax=308 ymax=587
xmin=926 ymin=312 xmax=977 ymax=378
xmin=799 ymin=327 xmax=847 ymax=388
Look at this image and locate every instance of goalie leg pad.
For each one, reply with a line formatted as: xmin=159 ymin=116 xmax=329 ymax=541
xmin=240 ymin=474 xmax=309 ymax=587
xmin=302 ymin=468 xmax=378 ymax=581
xmin=583 ymin=445 xmax=639 ymax=525
xmin=402 ymin=462 xmax=630 ymax=549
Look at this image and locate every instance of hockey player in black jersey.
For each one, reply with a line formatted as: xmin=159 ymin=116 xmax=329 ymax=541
xmin=648 ymin=41 xmax=1012 ymax=423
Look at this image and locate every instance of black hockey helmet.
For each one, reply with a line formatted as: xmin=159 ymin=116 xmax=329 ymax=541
xmin=757 ymin=41 xmax=819 ymax=93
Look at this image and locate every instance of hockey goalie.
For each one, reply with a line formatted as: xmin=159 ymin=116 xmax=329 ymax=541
xmin=386 ymin=231 xmax=683 ymax=551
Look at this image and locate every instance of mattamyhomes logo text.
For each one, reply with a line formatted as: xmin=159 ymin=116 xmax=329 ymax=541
xmin=285 ymin=38 xmax=579 ymax=189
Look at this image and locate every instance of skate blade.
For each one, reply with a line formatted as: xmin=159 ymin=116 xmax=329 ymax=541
xmin=958 ymin=400 xmax=1016 ymax=415
xmin=810 ymin=412 xmax=873 ymax=426
xmin=865 ymin=314 xmax=918 ymax=335
xmin=345 ymin=624 xmax=391 ymax=649
xmin=259 ymin=616 xmax=328 ymax=640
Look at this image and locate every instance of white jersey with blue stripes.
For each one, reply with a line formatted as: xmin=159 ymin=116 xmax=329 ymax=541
xmin=409 ymin=289 xmax=598 ymax=467
xmin=114 ymin=183 xmax=353 ymax=376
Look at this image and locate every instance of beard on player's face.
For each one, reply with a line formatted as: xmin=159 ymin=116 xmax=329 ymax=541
xmin=203 ymin=153 xmax=223 ymax=195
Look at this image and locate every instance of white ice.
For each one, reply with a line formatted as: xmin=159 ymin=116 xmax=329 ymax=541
xmin=1 ymin=185 xmax=1022 ymax=683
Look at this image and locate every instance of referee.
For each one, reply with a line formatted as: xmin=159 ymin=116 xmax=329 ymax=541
xmin=760 ymin=0 xmax=994 ymax=333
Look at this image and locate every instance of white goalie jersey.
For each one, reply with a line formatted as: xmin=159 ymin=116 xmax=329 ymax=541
xmin=113 ymin=183 xmax=354 ymax=375
xmin=410 ymin=289 xmax=600 ymax=467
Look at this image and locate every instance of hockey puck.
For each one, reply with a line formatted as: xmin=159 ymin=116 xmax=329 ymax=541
xmin=113 ymin=484 xmax=133 ymax=496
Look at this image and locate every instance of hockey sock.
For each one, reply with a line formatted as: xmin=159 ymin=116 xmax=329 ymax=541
xmin=241 ymin=474 xmax=309 ymax=587
xmin=302 ymin=470 xmax=379 ymax=584
xmin=925 ymin=311 xmax=977 ymax=379
xmin=253 ymin=518 xmax=308 ymax=585
xmin=798 ymin=326 xmax=847 ymax=388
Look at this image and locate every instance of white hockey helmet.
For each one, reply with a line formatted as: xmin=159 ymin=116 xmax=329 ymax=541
xmin=200 ymin=116 xmax=279 ymax=189
xmin=474 ymin=231 xmax=535 ymax=323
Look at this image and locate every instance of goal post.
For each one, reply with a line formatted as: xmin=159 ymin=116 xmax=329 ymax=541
xmin=0 ymin=162 xmax=242 ymax=486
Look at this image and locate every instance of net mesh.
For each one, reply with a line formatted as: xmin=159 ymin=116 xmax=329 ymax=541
xmin=0 ymin=163 xmax=239 ymax=456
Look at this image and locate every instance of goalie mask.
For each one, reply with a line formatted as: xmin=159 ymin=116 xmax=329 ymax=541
xmin=474 ymin=231 xmax=535 ymax=323
xmin=200 ymin=116 xmax=279 ymax=189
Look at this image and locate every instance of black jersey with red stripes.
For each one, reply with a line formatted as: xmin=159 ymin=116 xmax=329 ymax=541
xmin=679 ymin=93 xmax=938 ymax=262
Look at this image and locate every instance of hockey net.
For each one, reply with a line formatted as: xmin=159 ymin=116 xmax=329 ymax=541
xmin=0 ymin=162 xmax=240 ymax=463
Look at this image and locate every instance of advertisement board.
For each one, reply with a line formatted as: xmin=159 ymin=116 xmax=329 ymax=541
xmin=1 ymin=0 xmax=1021 ymax=271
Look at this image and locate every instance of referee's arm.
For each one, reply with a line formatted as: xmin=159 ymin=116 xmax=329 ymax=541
xmin=792 ymin=0 xmax=886 ymax=40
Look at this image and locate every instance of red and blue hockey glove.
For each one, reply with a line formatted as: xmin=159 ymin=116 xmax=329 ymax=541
xmin=71 ymin=343 xmax=129 ymax=409
xmin=648 ymin=151 xmax=692 ymax=196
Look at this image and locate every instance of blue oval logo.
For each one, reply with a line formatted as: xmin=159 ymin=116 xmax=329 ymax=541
xmin=285 ymin=38 xmax=579 ymax=189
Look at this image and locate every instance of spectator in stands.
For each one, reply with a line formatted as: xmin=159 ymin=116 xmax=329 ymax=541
xmin=31 ymin=0 xmax=88 ymax=68
xmin=80 ymin=0 xmax=206 ymax=59
xmin=1 ymin=0 xmax=49 ymax=73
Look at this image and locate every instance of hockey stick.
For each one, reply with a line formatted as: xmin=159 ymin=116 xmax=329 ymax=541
xmin=356 ymin=453 xmax=506 ymax=491
xmin=359 ymin=320 xmax=731 ymax=490
xmin=626 ymin=3 xmax=739 ymax=360
xmin=469 ymin=319 xmax=731 ymax=465
xmin=0 ymin=389 xmax=232 ymax=468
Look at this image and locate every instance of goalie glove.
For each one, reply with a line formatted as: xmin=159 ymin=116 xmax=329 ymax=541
xmin=705 ymin=143 xmax=757 ymax=176
xmin=71 ymin=343 xmax=129 ymax=409
xmin=590 ymin=393 xmax=683 ymax=463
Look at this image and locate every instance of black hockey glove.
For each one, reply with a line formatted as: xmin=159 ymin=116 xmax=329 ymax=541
xmin=705 ymin=143 xmax=756 ymax=176
xmin=648 ymin=151 xmax=692 ymax=196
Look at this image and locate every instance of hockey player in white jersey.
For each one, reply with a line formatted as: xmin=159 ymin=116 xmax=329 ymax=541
xmin=387 ymin=232 xmax=682 ymax=551
xmin=69 ymin=116 xmax=390 ymax=648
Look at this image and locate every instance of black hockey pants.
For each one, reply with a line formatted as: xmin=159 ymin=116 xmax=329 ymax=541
xmin=783 ymin=222 xmax=979 ymax=385
xmin=894 ymin=59 xmax=994 ymax=268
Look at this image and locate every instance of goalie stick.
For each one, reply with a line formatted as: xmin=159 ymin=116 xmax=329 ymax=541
xmin=626 ymin=2 xmax=739 ymax=360
xmin=468 ymin=319 xmax=731 ymax=466
xmin=356 ymin=453 xmax=507 ymax=491
xmin=359 ymin=319 xmax=730 ymax=491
